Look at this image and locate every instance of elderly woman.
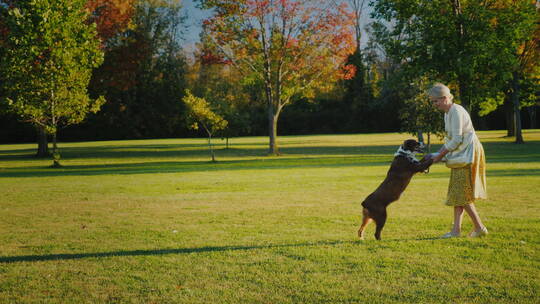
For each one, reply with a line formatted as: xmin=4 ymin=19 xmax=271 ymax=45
xmin=428 ymin=83 xmax=488 ymax=238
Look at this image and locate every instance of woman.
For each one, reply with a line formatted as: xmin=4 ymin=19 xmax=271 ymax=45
xmin=428 ymin=83 xmax=488 ymax=238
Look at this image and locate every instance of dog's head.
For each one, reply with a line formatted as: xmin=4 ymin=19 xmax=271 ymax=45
xmin=402 ymin=139 xmax=424 ymax=153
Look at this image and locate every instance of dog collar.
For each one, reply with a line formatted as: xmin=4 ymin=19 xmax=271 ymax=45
xmin=394 ymin=147 xmax=419 ymax=163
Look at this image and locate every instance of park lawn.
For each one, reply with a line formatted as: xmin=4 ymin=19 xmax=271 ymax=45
xmin=0 ymin=131 xmax=539 ymax=303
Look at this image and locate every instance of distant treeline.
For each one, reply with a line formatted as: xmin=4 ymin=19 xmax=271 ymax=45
xmin=2 ymin=93 xmax=535 ymax=144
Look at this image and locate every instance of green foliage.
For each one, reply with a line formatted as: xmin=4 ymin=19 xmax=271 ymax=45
xmin=82 ymin=0 xmax=188 ymax=140
xmin=190 ymin=63 xmax=253 ymax=138
xmin=371 ymin=0 xmax=538 ymax=115
xmin=341 ymin=51 xmax=371 ymax=131
xmin=478 ymin=93 xmax=505 ymax=117
xmin=182 ymin=90 xmax=228 ymax=161
xmin=183 ymin=90 xmax=228 ymax=136
xmin=0 ymin=0 xmax=105 ymax=136
xmin=400 ymin=77 xmax=445 ymax=144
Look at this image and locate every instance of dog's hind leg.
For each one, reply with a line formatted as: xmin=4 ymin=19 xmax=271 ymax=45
xmin=358 ymin=208 xmax=372 ymax=240
xmin=373 ymin=209 xmax=388 ymax=240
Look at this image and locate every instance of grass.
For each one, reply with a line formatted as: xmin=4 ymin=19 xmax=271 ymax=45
xmin=0 ymin=130 xmax=539 ymax=303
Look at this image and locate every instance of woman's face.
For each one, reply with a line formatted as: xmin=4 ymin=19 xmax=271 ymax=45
xmin=430 ymin=96 xmax=449 ymax=112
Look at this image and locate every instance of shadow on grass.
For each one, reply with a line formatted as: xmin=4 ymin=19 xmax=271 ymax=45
xmin=0 ymin=240 xmax=360 ymax=263
xmin=0 ymin=237 xmax=454 ymax=263
xmin=1 ymin=141 xmax=539 ymax=178
xmin=1 ymin=160 xmax=539 ymax=179
xmin=0 ymin=155 xmax=394 ymax=178
xmin=0 ymin=144 xmax=400 ymax=161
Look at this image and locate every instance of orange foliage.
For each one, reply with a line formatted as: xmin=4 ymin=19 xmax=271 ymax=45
xmin=339 ymin=64 xmax=357 ymax=80
xmin=200 ymin=50 xmax=233 ymax=65
xmin=203 ymin=0 xmax=357 ymax=91
xmin=85 ymin=0 xmax=135 ymax=44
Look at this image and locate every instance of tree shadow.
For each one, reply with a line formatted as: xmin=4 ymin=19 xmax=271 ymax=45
xmin=1 ymin=140 xmax=539 ymax=178
xmin=0 ymin=143 xmax=398 ymax=160
xmin=0 ymin=240 xmax=360 ymax=264
xmin=1 ymin=236 xmax=463 ymax=264
xmin=0 ymin=155 xmax=393 ymax=178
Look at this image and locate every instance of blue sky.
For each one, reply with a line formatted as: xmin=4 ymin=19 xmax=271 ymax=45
xmin=180 ymin=0 xmax=373 ymax=50
xmin=182 ymin=0 xmax=212 ymax=46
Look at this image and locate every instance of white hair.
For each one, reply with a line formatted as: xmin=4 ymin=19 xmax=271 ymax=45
xmin=428 ymin=83 xmax=454 ymax=101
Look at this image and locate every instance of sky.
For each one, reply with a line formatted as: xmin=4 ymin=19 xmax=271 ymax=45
xmin=182 ymin=0 xmax=212 ymax=46
xmin=180 ymin=0 xmax=374 ymax=52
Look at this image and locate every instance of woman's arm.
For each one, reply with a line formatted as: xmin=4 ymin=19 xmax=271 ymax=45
xmin=432 ymin=146 xmax=449 ymax=163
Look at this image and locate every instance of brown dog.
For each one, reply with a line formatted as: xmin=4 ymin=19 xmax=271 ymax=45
xmin=358 ymin=139 xmax=433 ymax=240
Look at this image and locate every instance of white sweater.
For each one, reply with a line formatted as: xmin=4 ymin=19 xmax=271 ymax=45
xmin=444 ymin=103 xmax=475 ymax=151
xmin=443 ymin=103 xmax=478 ymax=165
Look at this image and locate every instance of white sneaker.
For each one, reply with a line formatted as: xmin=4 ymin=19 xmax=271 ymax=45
xmin=469 ymin=227 xmax=488 ymax=238
xmin=441 ymin=231 xmax=460 ymax=238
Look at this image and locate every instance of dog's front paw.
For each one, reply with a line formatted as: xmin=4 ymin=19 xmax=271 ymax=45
xmin=420 ymin=154 xmax=432 ymax=161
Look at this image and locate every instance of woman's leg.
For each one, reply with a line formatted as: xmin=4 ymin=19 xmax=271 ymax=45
xmin=463 ymin=203 xmax=485 ymax=231
xmin=452 ymin=206 xmax=464 ymax=234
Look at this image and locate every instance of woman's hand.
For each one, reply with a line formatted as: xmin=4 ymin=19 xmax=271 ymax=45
xmin=432 ymin=148 xmax=449 ymax=163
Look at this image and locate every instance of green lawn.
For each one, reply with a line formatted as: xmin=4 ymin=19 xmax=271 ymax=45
xmin=0 ymin=131 xmax=539 ymax=303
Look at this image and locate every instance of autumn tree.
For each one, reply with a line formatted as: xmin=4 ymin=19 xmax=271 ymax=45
xmin=335 ymin=0 xmax=369 ymax=51
xmin=85 ymin=0 xmax=135 ymax=46
xmin=198 ymin=0 xmax=356 ymax=154
xmin=0 ymin=0 xmax=104 ymax=166
xmin=183 ymin=90 xmax=228 ymax=162
xmin=330 ymin=0 xmax=378 ymax=133
xmin=83 ymin=0 xmax=188 ymax=140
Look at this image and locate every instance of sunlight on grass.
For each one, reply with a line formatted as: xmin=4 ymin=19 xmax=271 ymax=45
xmin=0 ymin=131 xmax=539 ymax=303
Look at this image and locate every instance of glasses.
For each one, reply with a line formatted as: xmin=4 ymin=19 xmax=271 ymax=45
xmin=430 ymin=96 xmax=445 ymax=103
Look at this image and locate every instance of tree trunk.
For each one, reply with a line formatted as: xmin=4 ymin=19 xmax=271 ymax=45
xmin=417 ymin=130 xmax=424 ymax=144
xmin=453 ymin=0 xmax=470 ymax=111
xmin=511 ymin=71 xmax=524 ymax=144
xmin=528 ymin=106 xmax=537 ymax=129
xmin=51 ymin=131 xmax=61 ymax=167
xmin=208 ymin=134 xmax=215 ymax=162
xmin=268 ymin=109 xmax=279 ymax=155
xmin=36 ymin=125 xmax=50 ymax=157
xmin=505 ymin=99 xmax=515 ymax=137
xmin=457 ymin=77 xmax=470 ymax=111
xmin=427 ymin=132 xmax=431 ymax=153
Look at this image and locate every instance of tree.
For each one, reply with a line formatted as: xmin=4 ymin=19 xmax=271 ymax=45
xmin=82 ymin=0 xmax=188 ymax=140
xmin=371 ymin=0 xmax=536 ymax=117
xmin=182 ymin=90 xmax=228 ymax=162
xmin=0 ymin=0 xmax=104 ymax=166
xmin=399 ymin=77 xmax=445 ymax=152
xmin=465 ymin=0 xmax=538 ymax=143
xmin=338 ymin=0 xmax=369 ymax=51
xmin=1 ymin=1 xmax=44 ymax=155
xmin=189 ymin=56 xmax=253 ymax=147
xmin=198 ymin=0 xmax=356 ymax=154
xmin=333 ymin=0 xmax=375 ymax=134
xmin=504 ymin=0 xmax=539 ymax=143
xmin=85 ymin=0 xmax=135 ymax=46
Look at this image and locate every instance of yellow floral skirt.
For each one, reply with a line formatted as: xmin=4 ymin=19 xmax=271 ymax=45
xmin=445 ymin=143 xmax=487 ymax=206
